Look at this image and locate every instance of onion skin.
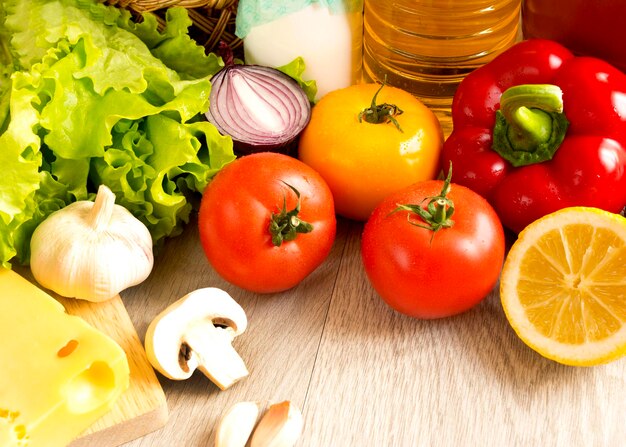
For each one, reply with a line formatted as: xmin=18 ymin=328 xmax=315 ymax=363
xmin=205 ymin=64 xmax=312 ymax=155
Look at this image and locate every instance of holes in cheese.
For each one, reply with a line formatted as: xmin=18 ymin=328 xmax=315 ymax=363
xmin=63 ymin=361 xmax=117 ymax=414
xmin=0 ymin=409 xmax=28 ymax=446
xmin=0 ymin=268 xmax=130 ymax=445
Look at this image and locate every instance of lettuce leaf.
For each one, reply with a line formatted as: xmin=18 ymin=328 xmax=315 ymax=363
xmin=0 ymin=2 xmax=12 ymax=133
xmin=277 ymin=56 xmax=318 ymax=103
xmin=0 ymin=0 xmax=235 ymax=267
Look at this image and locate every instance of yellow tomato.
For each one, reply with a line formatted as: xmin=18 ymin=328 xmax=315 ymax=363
xmin=298 ymin=83 xmax=444 ymax=221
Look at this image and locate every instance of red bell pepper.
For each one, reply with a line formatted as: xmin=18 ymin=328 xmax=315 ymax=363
xmin=442 ymin=39 xmax=626 ymax=233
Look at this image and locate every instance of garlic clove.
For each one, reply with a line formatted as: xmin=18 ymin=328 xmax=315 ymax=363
xmin=250 ymin=401 xmax=304 ymax=447
xmin=214 ymin=401 xmax=261 ymax=447
xmin=30 ymin=185 xmax=154 ymax=302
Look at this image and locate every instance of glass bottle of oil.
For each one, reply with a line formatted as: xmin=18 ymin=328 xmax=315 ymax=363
xmin=363 ymin=0 xmax=521 ymax=136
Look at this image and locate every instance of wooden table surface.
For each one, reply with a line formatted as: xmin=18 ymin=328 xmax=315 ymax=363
xmin=120 ymin=216 xmax=626 ymax=447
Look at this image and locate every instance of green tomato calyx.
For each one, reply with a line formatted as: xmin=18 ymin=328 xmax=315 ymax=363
xmin=392 ymin=163 xmax=455 ymax=237
xmin=269 ymin=182 xmax=313 ymax=247
xmin=358 ymin=79 xmax=404 ymax=132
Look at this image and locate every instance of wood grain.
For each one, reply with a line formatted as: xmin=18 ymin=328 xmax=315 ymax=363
xmin=118 ymin=218 xmax=626 ymax=447
xmin=62 ymin=295 xmax=169 ymax=447
xmin=120 ymin=217 xmax=350 ymax=446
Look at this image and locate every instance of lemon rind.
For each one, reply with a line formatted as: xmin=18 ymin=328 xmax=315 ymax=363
xmin=501 ymin=207 xmax=626 ymax=366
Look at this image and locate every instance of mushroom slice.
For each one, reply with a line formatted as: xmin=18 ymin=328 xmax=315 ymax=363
xmin=145 ymin=287 xmax=248 ymax=390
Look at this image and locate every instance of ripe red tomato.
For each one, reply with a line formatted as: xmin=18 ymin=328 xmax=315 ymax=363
xmin=361 ymin=175 xmax=505 ymax=319
xmin=198 ymin=152 xmax=336 ymax=293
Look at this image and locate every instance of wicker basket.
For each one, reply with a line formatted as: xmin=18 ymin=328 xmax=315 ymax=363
xmin=104 ymin=0 xmax=242 ymax=55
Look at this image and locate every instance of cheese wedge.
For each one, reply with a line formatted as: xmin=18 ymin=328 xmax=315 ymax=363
xmin=0 ymin=268 xmax=130 ymax=447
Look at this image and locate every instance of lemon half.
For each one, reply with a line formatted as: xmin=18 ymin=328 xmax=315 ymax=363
xmin=500 ymin=207 xmax=626 ymax=366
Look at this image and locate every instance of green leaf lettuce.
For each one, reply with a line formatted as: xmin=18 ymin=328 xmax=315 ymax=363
xmin=0 ymin=0 xmax=235 ymax=267
xmin=277 ymin=56 xmax=318 ymax=103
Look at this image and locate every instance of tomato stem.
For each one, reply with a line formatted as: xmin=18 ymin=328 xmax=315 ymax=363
xmin=391 ymin=163 xmax=455 ymax=238
xmin=269 ymin=182 xmax=313 ymax=247
xmin=358 ymin=79 xmax=404 ymax=132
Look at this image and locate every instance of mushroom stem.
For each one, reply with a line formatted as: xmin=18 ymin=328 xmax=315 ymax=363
xmin=185 ymin=323 xmax=249 ymax=390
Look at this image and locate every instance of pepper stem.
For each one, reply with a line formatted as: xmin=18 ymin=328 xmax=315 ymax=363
xmin=358 ymin=80 xmax=404 ymax=132
xmin=492 ymin=84 xmax=569 ymax=167
xmin=391 ymin=163 xmax=455 ymax=241
xmin=269 ymin=182 xmax=313 ymax=247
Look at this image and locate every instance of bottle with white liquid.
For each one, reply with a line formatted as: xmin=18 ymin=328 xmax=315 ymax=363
xmin=236 ymin=0 xmax=363 ymax=101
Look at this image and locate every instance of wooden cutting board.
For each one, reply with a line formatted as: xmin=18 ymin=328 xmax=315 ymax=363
xmin=15 ymin=267 xmax=169 ymax=447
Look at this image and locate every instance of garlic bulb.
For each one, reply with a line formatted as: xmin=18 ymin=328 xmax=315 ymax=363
xmin=30 ymin=185 xmax=154 ymax=302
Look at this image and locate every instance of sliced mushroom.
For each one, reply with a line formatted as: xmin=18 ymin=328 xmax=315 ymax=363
xmin=145 ymin=287 xmax=248 ymax=390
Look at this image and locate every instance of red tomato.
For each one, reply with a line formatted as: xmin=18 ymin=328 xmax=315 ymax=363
xmin=361 ymin=176 xmax=505 ymax=319
xmin=198 ymin=152 xmax=336 ymax=293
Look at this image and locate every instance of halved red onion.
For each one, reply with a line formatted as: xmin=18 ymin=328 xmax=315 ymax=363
xmin=205 ymin=64 xmax=312 ymax=154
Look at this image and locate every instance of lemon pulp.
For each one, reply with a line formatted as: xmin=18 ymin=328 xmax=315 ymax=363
xmin=501 ymin=207 xmax=626 ymax=366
